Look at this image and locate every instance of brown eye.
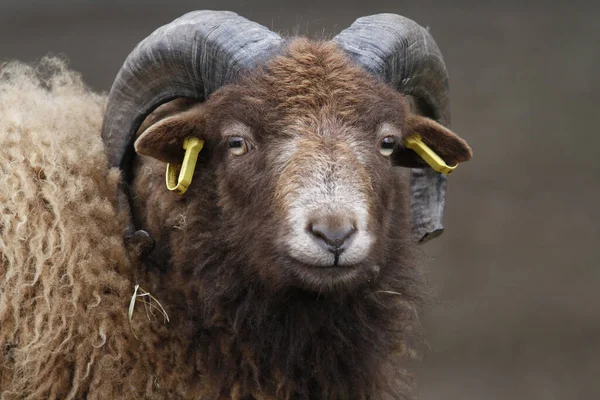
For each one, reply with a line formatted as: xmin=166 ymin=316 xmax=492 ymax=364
xmin=379 ymin=136 xmax=396 ymax=156
xmin=228 ymin=137 xmax=248 ymax=156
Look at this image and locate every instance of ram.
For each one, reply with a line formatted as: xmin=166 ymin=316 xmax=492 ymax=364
xmin=0 ymin=10 xmax=472 ymax=400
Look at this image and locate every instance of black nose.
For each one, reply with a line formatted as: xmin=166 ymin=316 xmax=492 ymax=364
xmin=308 ymin=218 xmax=356 ymax=254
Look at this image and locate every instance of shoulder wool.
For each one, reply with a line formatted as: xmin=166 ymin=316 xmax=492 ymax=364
xmin=0 ymin=58 xmax=171 ymax=399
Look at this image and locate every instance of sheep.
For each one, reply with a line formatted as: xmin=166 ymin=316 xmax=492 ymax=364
xmin=0 ymin=10 xmax=472 ymax=400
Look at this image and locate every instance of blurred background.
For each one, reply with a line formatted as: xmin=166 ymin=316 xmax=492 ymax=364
xmin=1 ymin=0 xmax=598 ymax=398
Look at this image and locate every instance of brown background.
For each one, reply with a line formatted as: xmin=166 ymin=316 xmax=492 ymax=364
xmin=1 ymin=1 xmax=598 ymax=398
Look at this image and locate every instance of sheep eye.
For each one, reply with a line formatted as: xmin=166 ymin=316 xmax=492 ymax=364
xmin=379 ymin=136 xmax=396 ymax=156
xmin=228 ymin=137 xmax=248 ymax=156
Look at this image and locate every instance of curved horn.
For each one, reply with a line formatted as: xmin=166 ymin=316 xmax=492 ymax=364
xmin=333 ymin=13 xmax=451 ymax=243
xmin=101 ymin=10 xmax=285 ymax=171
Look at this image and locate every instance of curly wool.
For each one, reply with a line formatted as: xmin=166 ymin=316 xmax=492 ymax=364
xmin=0 ymin=58 xmax=180 ymax=399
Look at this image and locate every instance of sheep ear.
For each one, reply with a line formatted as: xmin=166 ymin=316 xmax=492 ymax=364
xmin=392 ymin=115 xmax=472 ymax=169
xmin=134 ymin=106 xmax=206 ymax=164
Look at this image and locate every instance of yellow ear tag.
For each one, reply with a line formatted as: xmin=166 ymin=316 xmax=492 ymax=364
xmin=165 ymin=137 xmax=204 ymax=194
xmin=402 ymin=134 xmax=457 ymax=175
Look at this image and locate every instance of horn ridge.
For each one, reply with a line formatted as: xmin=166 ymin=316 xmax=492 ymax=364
xmin=101 ymin=10 xmax=284 ymax=171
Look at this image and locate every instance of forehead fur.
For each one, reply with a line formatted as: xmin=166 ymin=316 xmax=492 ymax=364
xmin=209 ymin=38 xmax=408 ymax=136
xmin=268 ymin=39 xmax=407 ymax=129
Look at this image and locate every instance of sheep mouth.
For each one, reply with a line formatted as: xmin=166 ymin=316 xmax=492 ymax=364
xmin=284 ymin=256 xmax=377 ymax=291
xmin=287 ymin=254 xmax=359 ymax=271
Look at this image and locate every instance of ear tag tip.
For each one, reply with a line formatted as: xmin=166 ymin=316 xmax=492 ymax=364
xmin=402 ymin=134 xmax=458 ymax=175
xmin=165 ymin=137 xmax=204 ymax=195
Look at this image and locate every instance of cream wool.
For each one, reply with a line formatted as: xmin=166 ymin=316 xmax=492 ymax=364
xmin=0 ymin=58 xmax=177 ymax=400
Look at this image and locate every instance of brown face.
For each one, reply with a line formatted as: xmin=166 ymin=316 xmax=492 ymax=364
xmin=206 ymin=108 xmax=406 ymax=292
xmin=133 ymin=40 xmax=472 ymax=293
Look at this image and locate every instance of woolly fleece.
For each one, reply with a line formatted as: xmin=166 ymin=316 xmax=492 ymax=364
xmin=0 ymin=58 xmax=175 ymax=399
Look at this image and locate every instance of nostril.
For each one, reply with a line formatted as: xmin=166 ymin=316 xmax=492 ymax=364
xmin=308 ymin=219 xmax=357 ymax=253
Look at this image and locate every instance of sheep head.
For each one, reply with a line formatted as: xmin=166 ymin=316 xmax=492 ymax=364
xmin=130 ymin=42 xmax=470 ymax=293
xmin=102 ymin=11 xmax=472 ymax=293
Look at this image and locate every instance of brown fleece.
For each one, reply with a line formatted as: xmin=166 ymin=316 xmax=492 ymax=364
xmin=129 ymin=40 xmax=433 ymax=400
